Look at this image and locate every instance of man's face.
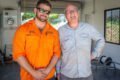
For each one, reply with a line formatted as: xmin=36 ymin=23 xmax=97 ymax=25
xmin=35 ymin=3 xmax=51 ymax=22
xmin=65 ymin=5 xmax=79 ymax=23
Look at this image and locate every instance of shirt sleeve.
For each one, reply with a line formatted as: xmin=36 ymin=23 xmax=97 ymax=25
xmin=12 ymin=26 xmax=26 ymax=60
xmin=90 ymin=26 xmax=105 ymax=58
xmin=53 ymin=31 xmax=61 ymax=58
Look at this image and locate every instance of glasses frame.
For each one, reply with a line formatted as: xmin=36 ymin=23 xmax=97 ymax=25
xmin=36 ymin=7 xmax=51 ymax=15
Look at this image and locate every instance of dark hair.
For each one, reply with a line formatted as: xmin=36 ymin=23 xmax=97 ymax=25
xmin=36 ymin=0 xmax=52 ymax=9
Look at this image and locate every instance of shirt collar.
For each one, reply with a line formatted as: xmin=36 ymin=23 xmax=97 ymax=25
xmin=30 ymin=19 xmax=51 ymax=35
xmin=66 ymin=22 xmax=82 ymax=30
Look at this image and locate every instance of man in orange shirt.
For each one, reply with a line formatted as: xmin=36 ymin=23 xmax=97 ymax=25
xmin=13 ymin=0 xmax=61 ymax=80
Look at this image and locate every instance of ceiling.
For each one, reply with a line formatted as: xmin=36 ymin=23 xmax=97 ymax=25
xmin=20 ymin=0 xmax=85 ymax=12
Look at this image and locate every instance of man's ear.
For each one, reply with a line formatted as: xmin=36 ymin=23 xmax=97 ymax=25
xmin=34 ymin=8 xmax=37 ymax=14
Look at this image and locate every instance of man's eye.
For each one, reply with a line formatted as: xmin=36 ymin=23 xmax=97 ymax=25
xmin=41 ymin=9 xmax=45 ymax=12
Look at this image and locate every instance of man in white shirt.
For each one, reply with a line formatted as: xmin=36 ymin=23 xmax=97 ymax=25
xmin=56 ymin=3 xmax=105 ymax=80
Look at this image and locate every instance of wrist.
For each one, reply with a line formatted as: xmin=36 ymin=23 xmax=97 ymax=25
xmin=45 ymin=67 xmax=51 ymax=74
xmin=30 ymin=69 xmax=36 ymax=77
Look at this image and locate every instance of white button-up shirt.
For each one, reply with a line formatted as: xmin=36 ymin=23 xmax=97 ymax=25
xmin=57 ymin=22 xmax=105 ymax=78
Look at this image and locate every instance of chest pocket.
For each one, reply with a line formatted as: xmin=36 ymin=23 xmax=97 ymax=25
xmin=80 ymin=33 xmax=89 ymax=39
xmin=78 ymin=33 xmax=91 ymax=46
xmin=61 ymin=36 xmax=74 ymax=53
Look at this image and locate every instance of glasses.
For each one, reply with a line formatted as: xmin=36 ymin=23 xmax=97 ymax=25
xmin=36 ymin=7 xmax=51 ymax=15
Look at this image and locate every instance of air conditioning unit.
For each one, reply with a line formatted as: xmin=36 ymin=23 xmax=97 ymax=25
xmin=2 ymin=10 xmax=18 ymax=28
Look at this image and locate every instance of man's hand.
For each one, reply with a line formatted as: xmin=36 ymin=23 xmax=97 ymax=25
xmin=15 ymin=56 xmax=47 ymax=80
xmin=32 ymin=70 xmax=47 ymax=80
xmin=91 ymin=54 xmax=95 ymax=60
xmin=38 ymin=55 xmax=59 ymax=77
xmin=38 ymin=68 xmax=51 ymax=76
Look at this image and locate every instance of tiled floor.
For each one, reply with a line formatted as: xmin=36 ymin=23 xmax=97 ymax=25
xmin=92 ymin=68 xmax=120 ymax=80
xmin=0 ymin=62 xmax=120 ymax=80
xmin=0 ymin=62 xmax=20 ymax=80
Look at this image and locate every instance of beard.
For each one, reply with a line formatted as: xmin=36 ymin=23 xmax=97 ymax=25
xmin=36 ymin=14 xmax=48 ymax=22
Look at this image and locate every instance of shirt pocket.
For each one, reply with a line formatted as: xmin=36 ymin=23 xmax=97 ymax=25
xmin=61 ymin=36 xmax=74 ymax=53
xmin=80 ymin=33 xmax=89 ymax=38
xmin=78 ymin=33 xmax=91 ymax=46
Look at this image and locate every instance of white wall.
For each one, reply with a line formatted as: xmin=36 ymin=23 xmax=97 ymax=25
xmin=0 ymin=0 xmax=18 ymax=9
xmin=0 ymin=0 xmax=21 ymax=56
xmin=0 ymin=27 xmax=2 ymax=49
xmin=82 ymin=0 xmax=120 ymax=69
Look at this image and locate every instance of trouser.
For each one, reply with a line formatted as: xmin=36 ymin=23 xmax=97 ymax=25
xmin=60 ymin=73 xmax=93 ymax=80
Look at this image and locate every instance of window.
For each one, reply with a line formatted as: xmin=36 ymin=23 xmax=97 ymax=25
xmin=104 ymin=8 xmax=120 ymax=44
xmin=21 ymin=12 xmax=67 ymax=29
xmin=48 ymin=13 xmax=67 ymax=29
xmin=21 ymin=12 xmax=35 ymax=24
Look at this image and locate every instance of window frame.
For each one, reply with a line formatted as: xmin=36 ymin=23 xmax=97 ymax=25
xmin=104 ymin=7 xmax=120 ymax=45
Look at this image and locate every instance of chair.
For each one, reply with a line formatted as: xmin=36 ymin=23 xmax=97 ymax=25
xmin=0 ymin=49 xmax=5 ymax=65
xmin=100 ymin=56 xmax=116 ymax=73
xmin=92 ymin=56 xmax=116 ymax=73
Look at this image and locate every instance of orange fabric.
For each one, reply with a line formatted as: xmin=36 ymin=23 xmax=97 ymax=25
xmin=13 ymin=19 xmax=61 ymax=80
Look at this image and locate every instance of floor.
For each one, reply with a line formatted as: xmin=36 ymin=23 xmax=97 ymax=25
xmin=0 ymin=62 xmax=120 ymax=80
xmin=0 ymin=62 xmax=20 ymax=80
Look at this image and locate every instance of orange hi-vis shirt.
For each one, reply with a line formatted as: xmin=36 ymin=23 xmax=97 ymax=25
xmin=13 ymin=19 xmax=61 ymax=80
